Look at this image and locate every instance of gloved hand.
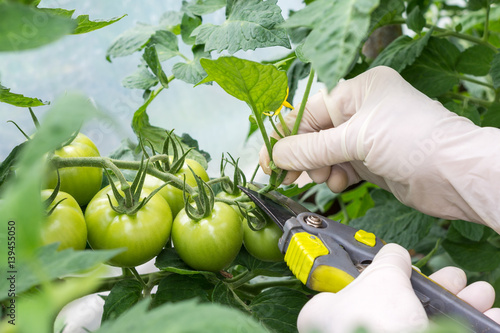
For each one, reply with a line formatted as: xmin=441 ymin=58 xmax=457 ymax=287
xmin=297 ymin=243 xmax=500 ymax=333
xmin=260 ymin=66 xmax=500 ymax=232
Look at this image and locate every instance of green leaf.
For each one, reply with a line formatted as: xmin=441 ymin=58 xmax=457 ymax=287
xmin=0 ymin=94 xmax=101 ymax=267
xmin=443 ymin=101 xmax=480 ymax=125
xmin=349 ymin=189 xmax=435 ymax=249
xmin=456 ymin=45 xmax=495 ymax=76
xmin=482 ymin=102 xmax=500 ymax=128
xmin=149 ymin=29 xmax=181 ymax=62
xmin=211 ymin=281 xmax=246 ymax=311
xmin=185 ymin=0 xmax=226 ymax=16
xmin=199 ymin=56 xmax=288 ymax=115
xmin=122 ymin=64 xmax=159 ymax=90
xmin=172 ymin=44 xmax=210 ymax=84
xmin=95 ymin=299 xmax=269 ymax=333
xmin=287 ymin=59 xmax=311 ymax=106
xmin=442 ymin=226 xmax=500 ymax=272
xmin=181 ymin=13 xmax=202 ymax=45
xmin=152 ymin=274 xmax=212 ymax=307
xmin=233 ymin=248 xmax=292 ymax=277
xmin=467 ymin=0 xmax=489 ymax=11
xmin=450 ymin=220 xmax=485 ymax=242
xmin=331 ymin=183 xmax=376 ymax=221
xmin=155 ymin=248 xmax=216 ymax=276
xmin=143 ymin=45 xmax=170 ymax=88
xmin=0 ymin=143 xmax=25 ymax=193
xmin=191 ymin=0 xmax=290 ymax=54
xmin=370 ymin=31 xmax=431 ymax=72
xmin=159 ymin=11 xmax=184 ymax=35
xmin=101 ymin=279 xmax=143 ymax=322
xmin=250 ymin=287 xmax=309 ymax=333
xmin=106 ymin=23 xmax=159 ymax=61
xmin=406 ymin=5 xmax=426 ymax=33
xmin=72 ymin=14 xmax=126 ymax=34
xmin=283 ymin=0 xmax=380 ymax=91
xmin=369 ymin=0 xmax=405 ymax=31
xmin=489 ymin=53 xmax=500 ymax=89
xmin=0 ymin=84 xmax=46 ymax=107
xmin=0 ymin=243 xmax=122 ymax=300
xmin=401 ymin=37 xmax=460 ymax=97
xmin=0 ymin=2 xmax=76 ymax=51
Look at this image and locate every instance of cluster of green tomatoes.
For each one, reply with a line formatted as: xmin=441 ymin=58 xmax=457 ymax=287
xmin=41 ymin=133 xmax=284 ymax=272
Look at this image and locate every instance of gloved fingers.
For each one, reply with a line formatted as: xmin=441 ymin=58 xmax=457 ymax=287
xmin=484 ymin=308 xmax=500 ymax=324
xmin=456 ymin=281 xmax=496 ymax=313
xmin=281 ymin=170 xmax=302 ymax=185
xmin=326 ymin=163 xmax=361 ymax=193
xmin=259 ymin=145 xmax=272 ymax=175
xmin=428 ymin=267 xmax=466 ymax=295
xmin=359 ymin=243 xmax=412 ymax=279
xmin=307 ymin=166 xmax=331 ymax=184
xmin=273 ymin=124 xmax=352 ymax=172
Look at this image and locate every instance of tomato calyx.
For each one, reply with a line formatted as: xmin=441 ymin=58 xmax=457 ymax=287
xmin=104 ymin=158 xmax=167 ymax=215
xmin=42 ymin=171 xmax=67 ymax=216
xmin=183 ymin=168 xmax=215 ymax=221
xmin=219 ymin=153 xmax=246 ymax=196
xmin=141 ymin=130 xmax=193 ymax=177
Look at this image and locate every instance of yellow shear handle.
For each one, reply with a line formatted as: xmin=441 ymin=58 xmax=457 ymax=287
xmin=284 ymin=232 xmax=355 ymax=293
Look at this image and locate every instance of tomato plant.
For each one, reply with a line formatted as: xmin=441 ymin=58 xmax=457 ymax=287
xmin=85 ymin=183 xmax=172 ymax=267
xmin=45 ymin=133 xmax=103 ymax=206
xmin=40 ymin=189 xmax=87 ymax=251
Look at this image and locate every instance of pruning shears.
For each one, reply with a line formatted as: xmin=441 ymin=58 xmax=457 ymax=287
xmin=238 ymin=185 xmax=500 ymax=333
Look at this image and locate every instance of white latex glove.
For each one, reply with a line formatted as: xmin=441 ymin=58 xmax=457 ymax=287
xmin=260 ymin=66 xmax=500 ymax=232
xmin=297 ymin=243 xmax=500 ymax=333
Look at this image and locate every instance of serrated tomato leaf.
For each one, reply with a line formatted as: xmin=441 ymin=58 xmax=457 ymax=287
xmin=489 ymin=53 xmax=500 ymax=89
xmin=0 ymin=85 xmax=46 ymax=107
xmin=442 ymin=226 xmax=500 ymax=272
xmin=148 ymin=30 xmax=181 ymax=62
xmin=106 ymin=23 xmax=160 ymax=61
xmin=232 ymin=248 xmax=292 ymax=277
xmin=0 ymin=243 xmax=123 ymax=299
xmin=283 ymin=0 xmax=380 ymax=91
xmin=250 ymin=287 xmax=309 ymax=333
xmin=199 ymin=56 xmax=288 ymax=115
xmin=191 ymin=0 xmax=290 ymax=54
xmin=369 ymin=32 xmax=431 ymax=72
xmin=143 ymin=45 xmax=170 ymax=88
xmin=0 ymin=2 xmax=76 ymax=51
xmin=172 ymin=45 xmax=210 ymax=84
xmin=401 ymin=37 xmax=460 ymax=97
xmin=95 ymin=299 xmax=269 ymax=333
xmin=184 ymin=0 xmax=226 ymax=16
xmin=102 ymin=279 xmax=143 ymax=322
xmin=152 ymin=274 xmax=212 ymax=307
xmin=122 ymin=65 xmax=159 ymax=90
xmin=456 ymin=44 xmax=495 ymax=76
xmin=73 ymin=14 xmax=126 ymax=34
xmin=349 ymin=189 xmax=435 ymax=249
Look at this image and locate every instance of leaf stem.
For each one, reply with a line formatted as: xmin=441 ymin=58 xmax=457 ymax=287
xmin=128 ymin=267 xmax=150 ymax=297
xmin=443 ymin=92 xmax=492 ymax=108
xmin=292 ymin=69 xmax=315 ymax=135
xmin=277 ymin=113 xmax=290 ymax=136
xmin=483 ymin=2 xmax=491 ymax=42
xmin=458 ymin=75 xmax=495 ymax=90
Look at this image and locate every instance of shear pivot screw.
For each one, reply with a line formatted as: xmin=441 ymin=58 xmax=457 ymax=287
xmin=305 ymin=215 xmax=323 ymax=228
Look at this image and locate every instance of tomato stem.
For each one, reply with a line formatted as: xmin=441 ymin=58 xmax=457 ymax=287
xmin=292 ymin=68 xmax=315 ymax=136
xmin=128 ymin=267 xmax=150 ymax=298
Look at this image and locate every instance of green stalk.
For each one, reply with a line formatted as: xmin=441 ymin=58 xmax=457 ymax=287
xmin=443 ymin=92 xmax=492 ymax=108
xmin=458 ymin=75 xmax=495 ymax=90
xmin=483 ymin=2 xmax=491 ymax=42
xmin=277 ymin=112 xmax=290 ymax=136
xmin=128 ymin=267 xmax=150 ymax=298
xmin=292 ymin=69 xmax=315 ymax=135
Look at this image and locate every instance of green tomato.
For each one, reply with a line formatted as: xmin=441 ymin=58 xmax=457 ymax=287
xmin=143 ymin=158 xmax=209 ymax=217
xmin=243 ymin=220 xmax=284 ymax=262
xmin=172 ymin=202 xmax=243 ymax=271
xmin=41 ymin=190 xmax=87 ymax=250
xmin=84 ymin=185 xmax=172 ymax=267
xmin=45 ymin=133 xmax=103 ymax=206
xmin=215 ymin=191 xmax=246 ymax=219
